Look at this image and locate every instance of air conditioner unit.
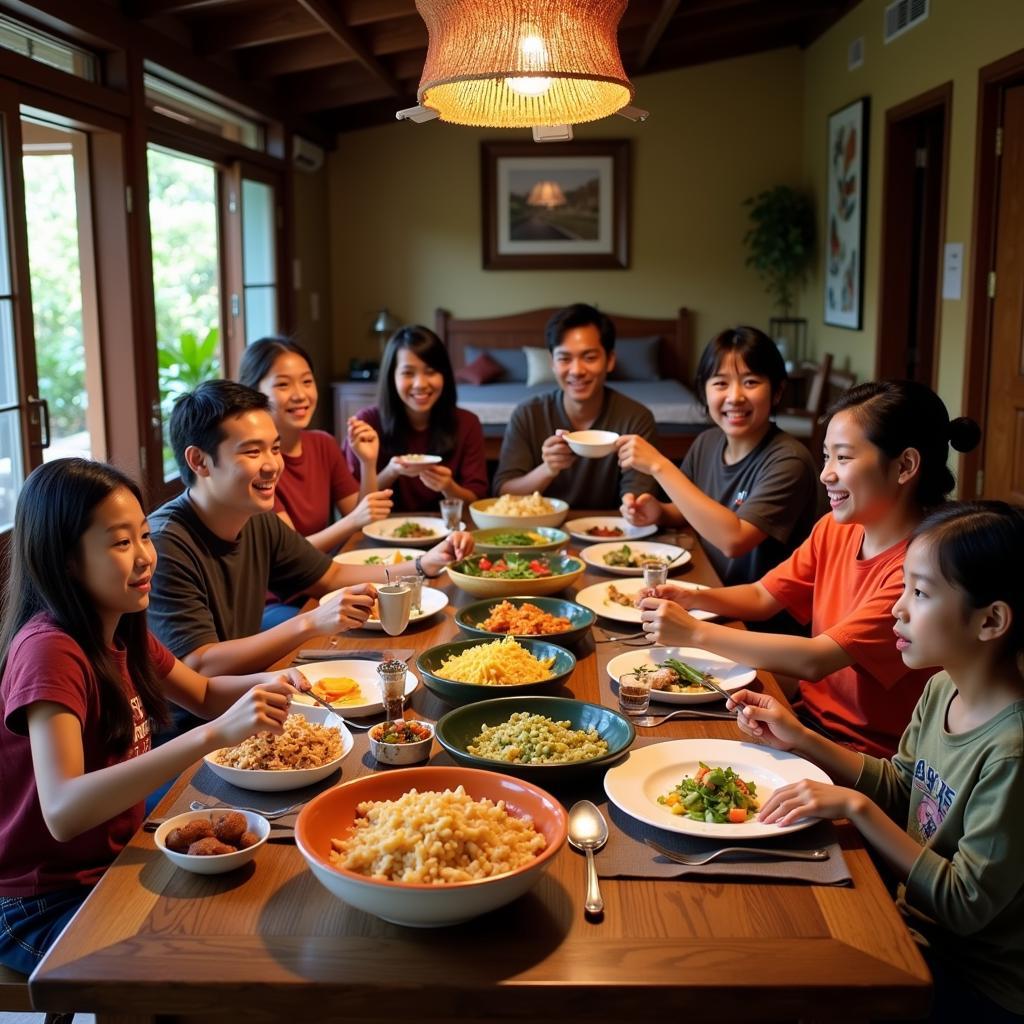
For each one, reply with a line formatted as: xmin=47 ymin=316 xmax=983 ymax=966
xmin=293 ymin=136 xmax=325 ymax=173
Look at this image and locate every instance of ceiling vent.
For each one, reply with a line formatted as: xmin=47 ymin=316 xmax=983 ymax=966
xmin=848 ymin=36 xmax=864 ymax=70
xmin=884 ymin=0 xmax=928 ymax=44
xmin=292 ymin=136 xmax=324 ymax=173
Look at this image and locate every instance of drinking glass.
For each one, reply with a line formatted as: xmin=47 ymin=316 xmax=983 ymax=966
xmin=399 ymin=573 xmax=424 ymax=614
xmin=376 ymin=583 xmax=412 ymax=636
xmin=618 ymin=673 xmax=652 ymax=716
xmin=642 ymin=562 xmax=669 ymax=590
xmin=440 ymin=497 xmax=463 ymax=531
xmin=376 ymin=659 xmax=408 ymax=722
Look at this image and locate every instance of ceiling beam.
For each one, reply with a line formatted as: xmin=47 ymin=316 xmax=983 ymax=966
xmin=635 ymin=0 xmax=681 ymax=72
xmin=194 ymin=4 xmax=323 ymax=53
xmin=240 ymin=33 xmax=340 ymax=78
xmin=364 ymin=15 xmax=427 ymax=57
xmin=342 ymin=0 xmax=417 ymax=26
xmin=126 ymin=0 xmax=240 ymax=16
xmin=295 ymin=0 xmax=404 ymax=96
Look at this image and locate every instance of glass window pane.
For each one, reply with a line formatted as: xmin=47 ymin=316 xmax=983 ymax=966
xmin=0 ymin=14 xmax=97 ymax=81
xmin=0 ymin=126 xmax=10 ymax=294
xmin=0 ymin=408 xmax=24 ymax=532
xmin=144 ymin=72 xmax=265 ymax=151
xmin=0 ymin=299 xmax=16 ymax=408
xmin=244 ymin=285 xmax=276 ymax=344
xmin=242 ymin=179 xmax=275 ymax=285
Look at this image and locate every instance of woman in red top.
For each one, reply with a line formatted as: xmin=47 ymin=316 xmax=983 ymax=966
xmin=345 ymin=326 xmax=489 ymax=513
xmin=638 ymin=380 xmax=981 ymax=758
xmin=0 ymin=459 xmax=307 ymax=973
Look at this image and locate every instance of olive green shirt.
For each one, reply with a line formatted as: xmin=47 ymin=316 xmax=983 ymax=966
xmin=856 ymin=672 xmax=1024 ymax=1014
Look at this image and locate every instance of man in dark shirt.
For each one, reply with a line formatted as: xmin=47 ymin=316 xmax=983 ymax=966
xmin=492 ymin=304 xmax=656 ymax=508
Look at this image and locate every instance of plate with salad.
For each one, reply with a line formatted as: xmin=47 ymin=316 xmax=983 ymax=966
xmin=606 ymin=647 xmax=755 ymax=705
xmin=332 ymin=547 xmax=420 ymax=567
xmin=362 ymin=516 xmax=450 ymax=547
xmin=579 ymin=541 xmax=691 ymax=576
xmin=604 ymin=739 xmax=832 ymax=838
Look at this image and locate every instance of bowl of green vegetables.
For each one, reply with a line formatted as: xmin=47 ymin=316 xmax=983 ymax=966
xmin=471 ymin=526 xmax=569 ymax=556
xmin=446 ymin=552 xmax=585 ymax=598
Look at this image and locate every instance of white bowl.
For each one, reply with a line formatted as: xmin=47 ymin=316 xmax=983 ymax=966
xmin=203 ymin=704 xmax=354 ymax=792
xmin=470 ymin=497 xmax=569 ymax=530
xmin=154 ymin=809 xmax=269 ymax=874
xmin=367 ymin=719 xmax=434 ymax=765
xmin=563 ymin=430 xmax=620 ymax=458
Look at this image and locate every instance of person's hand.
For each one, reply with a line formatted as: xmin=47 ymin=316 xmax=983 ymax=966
xmin=727 ymin=689 xmax=807 ymax=752
xmin=209 ymin=678 xmax=293 ymax=747
xmin=386 ymin=455 xmax=426 ymax=478
xmin=310 ymin=582 xmax=377 ymax=634
xmin=757 ymin=780 xmax=862 ymax=827
xmin=351 ymin=489 xmax=393 ymax=527
xmin=346 ymin=417 xmax=380 ymax=464
xmin=616 ymin=434 xmax=667 ymax=475
xmin=418 ymin=464 xmax=454 ymax=494
xmin=540 ymin=430 xmax=576 ymax=475
xmin=421 ymin=530 xmax=474 ymax=575
xmin=620 ymin=491 xmax=662 ymax=527
xmin=636 ymin=582 xmax=702 ymax=609
xmin=638 ymin=596 xmax=701 ymax=646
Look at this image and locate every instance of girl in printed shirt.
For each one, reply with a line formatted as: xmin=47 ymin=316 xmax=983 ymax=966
xmin=0 ymin=459 xmax=308 ymax=973
xmin=728 ymin=501 xmax=1024 ymax=1022
xmin=638 ymin=380 xmax=980 ymax=757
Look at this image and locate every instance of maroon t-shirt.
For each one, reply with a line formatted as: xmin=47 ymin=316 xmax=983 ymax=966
xmin=345 ymin=406 xmax=489 ymax=513
xmin=273 ymin=429 xmax=359 ymax=537
xmin=0 ymin=615 xmax=175 ymax=895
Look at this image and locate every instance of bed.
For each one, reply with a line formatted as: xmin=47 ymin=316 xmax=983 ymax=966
xmin=435 ymin=306 xmax=709 ymax=462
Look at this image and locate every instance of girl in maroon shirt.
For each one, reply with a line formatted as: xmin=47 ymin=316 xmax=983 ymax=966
xmin=345 ymin=326 xmax=488 ymax=513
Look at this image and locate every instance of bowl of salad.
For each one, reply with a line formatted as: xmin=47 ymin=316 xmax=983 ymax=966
xmin=367 ymin=719 xmax=435 ymax=765
xmin=472 ymin=526 xmax=569 ymax=556
xmin=446 ymin=552 xmax=585 ymax=598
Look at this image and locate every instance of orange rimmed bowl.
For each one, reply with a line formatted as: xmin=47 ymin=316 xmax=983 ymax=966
xmin=295 ymin=765 xmax=567 ymax=927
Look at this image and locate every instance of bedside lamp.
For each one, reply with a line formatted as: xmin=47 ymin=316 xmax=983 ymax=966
xmin=372 ymin=308 xmax=401 ymax=354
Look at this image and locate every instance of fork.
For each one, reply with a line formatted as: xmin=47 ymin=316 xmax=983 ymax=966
xmin=643 ymin=837 xmax=830 ymax=865
xmin=290 ymin=689 xmax=378 ymax=730
xmin=595 ymin=630 xmax=649 ymax=644
xmin=628 ymin=708 xmax=737 ymax=727
xmin=188 ymin=799 xmax=306 ymax=819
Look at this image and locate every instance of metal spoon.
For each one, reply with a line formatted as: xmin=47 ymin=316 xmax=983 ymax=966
xmin=568 ymin=800 xmax=609 ymax=915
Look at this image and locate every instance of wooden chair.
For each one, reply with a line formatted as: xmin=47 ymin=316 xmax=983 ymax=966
xmin=0 ymin=963 xmax=32 ymax=1012
xmin=775 ymin=353 xmax=834 ymax=452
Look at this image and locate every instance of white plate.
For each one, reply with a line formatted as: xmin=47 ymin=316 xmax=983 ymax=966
xmin=604 ymin=738 xmax=832 ymax=839
xmin=332 ymin=547 xmax=420 ymax=567
xmin=606 ymin=647 xmax=755 ymax=705
xmin=290 ymin=658 xmax=418 ymax=716
xmin=395 ymin=453 xmax=442 ymax=465
xmin=580 ymin=541 xmax=691 ymax=576
xmin=362 ymin=516 xmax=448 ymax=547
xmin=318 ymin=585 xmax=448 ymax=630
xmin=575 ymin=578 xmax=715 ymax=624
xmin=203 ymin=704 xmax=354 ymax=793
xmin=564 ymin=516 xmax=658 ymax=543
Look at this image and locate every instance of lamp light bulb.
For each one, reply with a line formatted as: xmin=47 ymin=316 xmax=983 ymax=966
xmin=506 ymin=76 xmax=553 ymax=96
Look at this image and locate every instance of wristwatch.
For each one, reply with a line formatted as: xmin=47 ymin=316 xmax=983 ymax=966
xmin=414 ymin=555 xmax=441 ymax=579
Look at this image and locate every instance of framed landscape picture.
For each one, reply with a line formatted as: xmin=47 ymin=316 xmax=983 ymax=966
xmin=824 ymin=97 xmax=869 ymax=329
xmin=481 ymin=140 xmax=630 ymax=270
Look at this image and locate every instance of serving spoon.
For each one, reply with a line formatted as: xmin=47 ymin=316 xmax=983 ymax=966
xmin=568 ymin=800 xmax=609 ymax=915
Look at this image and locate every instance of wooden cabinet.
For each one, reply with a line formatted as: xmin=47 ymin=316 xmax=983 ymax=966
xmin=331 ymin=381 xmax=377 ymax=445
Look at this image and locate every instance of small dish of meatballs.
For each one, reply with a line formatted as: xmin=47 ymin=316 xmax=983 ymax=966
xmin=153 ymin=809 xmax=271 ymax=875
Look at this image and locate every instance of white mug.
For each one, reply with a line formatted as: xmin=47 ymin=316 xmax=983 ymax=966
xmin=376 ymin=583 xmax=412 ymax=636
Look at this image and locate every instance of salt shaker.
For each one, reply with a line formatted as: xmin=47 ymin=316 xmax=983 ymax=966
xmin=376 ymin=659 xmax=407 ymax=723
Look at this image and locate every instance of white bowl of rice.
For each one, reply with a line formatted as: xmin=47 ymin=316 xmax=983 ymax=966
xmin=295 ymin=766 xmax=567 ymax=927
xmin=470 ymin=494 xmax=569 ymax=530
xmin=203 ymin=704 xmax=354 ymax=792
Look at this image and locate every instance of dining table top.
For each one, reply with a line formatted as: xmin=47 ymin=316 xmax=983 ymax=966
xmin=30 ymin=516 xmax=931 ymax=1024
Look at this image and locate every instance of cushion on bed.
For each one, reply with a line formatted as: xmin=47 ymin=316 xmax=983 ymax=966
xmin=609 ymin=336 xmax=662 ymax=381
xmin=455 ymin=351 xmax=505 ymax=385
xmin=524 ymin=346 xmax=556 ymax=387
xmin=465 ymin=345 xmax=528 ymax=382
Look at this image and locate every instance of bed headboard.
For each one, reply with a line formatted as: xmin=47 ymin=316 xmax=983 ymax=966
xmin=435 ymin=307 xmax=692 ymax=383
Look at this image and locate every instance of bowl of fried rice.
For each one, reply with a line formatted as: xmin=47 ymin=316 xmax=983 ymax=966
xmin=203 ymin=704 xmax=354 ymax=792
xmin=455 ymin=596 xmax=595 ymax=649
xmin=469 ymin=494 xmax=569 ymax=530
xmin=417 ymin=635 xmax=576 ymax=706
xmin=295 ymin=765 xmax=567 ymax=926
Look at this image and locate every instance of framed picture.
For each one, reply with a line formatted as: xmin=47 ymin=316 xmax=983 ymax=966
xmin=481 ymin=140 xmax=629 ymax=270
xmin=824 ymin=97 xmax=869 ymax=329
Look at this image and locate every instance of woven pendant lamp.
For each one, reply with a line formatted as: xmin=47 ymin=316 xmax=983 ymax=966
xmin=415 ymin=0 xmax=634 ymax=128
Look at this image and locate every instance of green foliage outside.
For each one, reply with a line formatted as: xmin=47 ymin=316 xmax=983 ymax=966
xmin=742 ymin=186 xmax=815 ymax=318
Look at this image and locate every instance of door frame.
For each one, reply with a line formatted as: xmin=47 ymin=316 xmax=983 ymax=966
xmin=875 ymin=81 xmax=952 ymax=386
xmin=962 ymin=47 xmax=1024 ymax=499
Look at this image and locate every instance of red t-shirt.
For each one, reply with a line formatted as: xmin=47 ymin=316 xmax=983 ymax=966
xmin=0 ymin=615 xmax=175 ymax=895
xmin=345 ymin=406 xmax=489 ymax=513
xmin=273 ymin=429 xmax=359 ymax=537
xmin=760 ymin=514 xmax=935 ymax=758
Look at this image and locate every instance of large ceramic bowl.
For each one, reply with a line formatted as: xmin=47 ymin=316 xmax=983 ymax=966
xmin=563 ymin=429 xmax=619 ymax=458
xmin=455 ymin=595 xmax=595 ymax=649
xmin=154 ymin=809 xmax=270 ymax=875
xmin=446 ymin=553 xmax=585 ymax=598
xmin=435 ymin=696 xmax=635 ymax=784
xmin=469 ymin=496 xmax=569 ymax=530
xmin=471 ymin=526 xmax=569 ymax=557
xmin=417 ymin=636 xmax=576 ymax=706
xmin=295 ymin=766 xmax=568 ymax=927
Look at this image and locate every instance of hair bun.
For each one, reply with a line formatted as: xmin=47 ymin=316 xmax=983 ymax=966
xmin=948 ymin=416 xmax=981 ymax=453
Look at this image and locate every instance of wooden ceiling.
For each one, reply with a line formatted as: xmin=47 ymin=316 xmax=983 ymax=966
xmin=121 ymin=0 xmax=861 ymax=137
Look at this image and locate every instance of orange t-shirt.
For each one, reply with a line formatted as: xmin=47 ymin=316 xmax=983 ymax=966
xmin=760 ymin=513 xmax=935 ymax=758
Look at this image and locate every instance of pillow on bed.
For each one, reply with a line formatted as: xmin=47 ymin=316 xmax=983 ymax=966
xmin=525 ymin=347 xmax=556 ymax=387
xmin=609 ymin=336 xmax=662 ymax=381
xmin=456 ymin=352 xmax=505 ymax=385
xmin=465 ymin=345 xmax=527 ymax=382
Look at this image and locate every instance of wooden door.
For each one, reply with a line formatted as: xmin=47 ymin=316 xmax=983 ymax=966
xmin=983 ymin=84 xmax=1024 ymax=502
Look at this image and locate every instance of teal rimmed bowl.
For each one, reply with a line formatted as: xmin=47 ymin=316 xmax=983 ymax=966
xmin=471 ymin=526 xmax=569 ymax=556
xmin=455 ymin=595 xmax=595 ymax=649
xmin=417 ymin=637 xmax=576 ymax=706
xmin=435 ymin=696 xmax=635 ymax=784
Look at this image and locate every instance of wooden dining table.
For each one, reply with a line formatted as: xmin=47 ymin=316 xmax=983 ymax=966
xmin=30 ymin=519 xmax=931 ymax=1023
